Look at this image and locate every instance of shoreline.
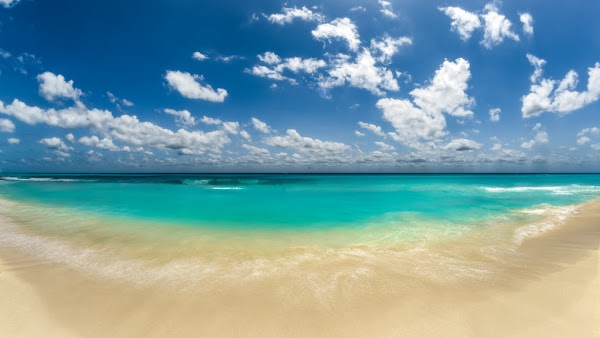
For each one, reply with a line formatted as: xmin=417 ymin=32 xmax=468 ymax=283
xmin=0 ymin=199 xmax=599 ymax=336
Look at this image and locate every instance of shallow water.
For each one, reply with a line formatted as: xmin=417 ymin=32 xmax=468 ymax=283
xmin=1 ymin=174 xmax=599 ymax=298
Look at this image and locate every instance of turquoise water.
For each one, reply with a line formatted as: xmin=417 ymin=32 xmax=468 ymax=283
xmin=1 ymin=174 xmax=600 ymax=232
xmin=2 ymin=174 xmax=600 ymax=290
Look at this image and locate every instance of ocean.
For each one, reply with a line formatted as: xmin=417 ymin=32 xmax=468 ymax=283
xmin=1 ymin=173 xmax=599 ymax=296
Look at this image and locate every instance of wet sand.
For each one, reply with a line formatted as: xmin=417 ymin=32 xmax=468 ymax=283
xmin=0 ymin=200 xmax=599 ymax=337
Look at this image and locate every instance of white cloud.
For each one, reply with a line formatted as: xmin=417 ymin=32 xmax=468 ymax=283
xmin=378 ymin=0 xmax=397 ymax=19
xmin=350 ymin=6 xmax=366 ymax=13
xmin=439 ymin=3 xmax=520 ymax=48
xmin=0 ymin=118 xmax=15 ymax=133
xmin=577 ymin=136 xmax=591 ymax=145
xmin=409 ymin=58 xmax=474 ymax=118
xmin=358 ymin=121 xmax=385 ymax=137
xmin=370 ymin=36 xmax=412 ymax=63
xmin=221 ymin=121 xmax=240 ymax=135
xmin=200 ymin=116 xmax=222 ymax=125
xmin=257 ymin=52 xmax=281 ymax=65
xmin=319 ymin=50 xmax=399 ymax=96
xmin=121 ymin=99 xmax=134 ymax=107
xmin=192 ymin=52 xmax=208 ymax=61
xmin=522 ymin=55 xmax=600 ymax=118
xmin=7 ymin=138 xmax=20 ymax=144
xmin=521 ymin=123 xmax=549 ymax=149
xmin=438 ymin=6 xmax=482 ymax=40
xmin=37 ymin=72 xmax=83 ymax=102
xmin=248 ymin=65 xmax=292 ymax=82
xmin=242 ymin=144 xmax=270 ymax=157
xmin=165 ymin=70 xmax=228 ymax=102
xmin=65 ymin=133 xmax=75 ymax=142
xmin=239 ymin=130 xmax=251 ymax=141
xmin=480 ymin=3 xmax=520 ymax=48
xmin=445 ymin=138 xmax=482 ymax=151
xmin=377 ymin=58 xmax=474 ymax=144
xmin=249 ymin=52 xmax=327 ymax=84
xmin=375 ymin=141 xmax=395 ymax=151
xmin=251 ymin=117 xmax=271 ymax=134
xmin=164 ymin=108 xmax=196 ymax=127
xmin=107 ymin=91 xmax=134 ymax=108
xmin=489 ymin=108 xmax=501 ymax=122
xmin=520 ymin=13 xmax=534 ymax=36
xmin=216 ymin=55 xmax=244 ymax=63
xmin=79 ymin=136 xmax=122 ymax=152
xmin=267 ymin=6 xmax=324 ymax=25
xmin=39 ymin=137 xmax=72 ymax=152
xmin=265 ymin=129 xmax=350 ymax=155
xmin=355 ymin=130 xmax=365 ymax=137
xmin=0 ymin=0 xmax=20 ymax=8
xmin=283 ymin=57 xmax=327 ymax=74
xmin=577 ymin=127 xmax=600 ymax=146
xmin=0 ymin=99 xmax=233 ymax=155
xmin=312 ymin=18 xmax=361 ymax=52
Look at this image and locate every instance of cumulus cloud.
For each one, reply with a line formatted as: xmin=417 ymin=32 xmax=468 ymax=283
xmin=164 ymin=108 xmax=196 ymax=127
xmin=370 ymin=36 xmax=412 ymax=64
xmin=251 ymin=117 xmax=271 ymax=134
xmin=0 ymin=99 xmax=233 ymax=155
xmin=354 ymin=130 xmax=365 ymax=137
xmin=377 ymin=58 xmax=474 ymax=144
xmin=239 ymin=130 xmax=251 ymax=141
xmin=192 ymin=52 xmax=208 ymax=61
xmin=489 ymin=107 xmax=501 ymax=122
xmin=438 ymin=6 xmax=481 ymax=40
xmin=248 ymin=52 xmax=327 ymax=84
xmin=0 ymin=118 xmax=15 ymax=133
xmin=319 ymin=50 xmax=400 ymax=96
xmin=39 ymin=137 xmax=72 ymax=153
xmin=200 ymin=116 xmax=222 ymax=125
xmin=165 ymin=70 xmax=228 ymax=102
xmin=445 ymin=138 xmax=481 ymax=151
xmin=439 ymin=3 xmax=520 ymax=48
xmin=7 ymin=138 xmax=20 ymax=144
xmin=242 ymin=144 xmax=270 ymax=157
xmin=312 ymin=18 xmax=361 ymax=52
xmin=358 ymin=121 xmax=385 ymax=137
xmin=265 ymin=129 xmax=350 ymax=155
xmin=480 ymin=3 xmax=520 ymax=48
xmin=378 ymin=0 xmax=398 ymax=19
xmin=266 ymin=6 xmax=324 ymax=25
xmin=521 ymin=123 xmax=549 ymax=149
xmin=79 ymin=136 xmax=122 ymax=152
xmin=257 ymin=52 xmax=281 ymax=65
xmin=577 ymin=127 xmax=600 ymax=145
xmin=519 ymin=13 xmax=534 ymax=36
xmin=221 ymin=121 xmax=240 ymax=135
xmin=37 ymin=72 xmax=83 ymax=102
xmin=522 ymin=54 xmax=600 ymax=118
xmin=375 ymin=141 xmax=395 ymax=151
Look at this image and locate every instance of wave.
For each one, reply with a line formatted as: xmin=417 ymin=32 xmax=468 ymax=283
xmin=513 ymin=204 xmax=579 ymax=244
xmin=482 ymin=185 xmax=600 ymax=196
xmin=179 ymin=178 xmax=265 ymax=187
xmin=0 ymin=176 xmax=98 ymax=183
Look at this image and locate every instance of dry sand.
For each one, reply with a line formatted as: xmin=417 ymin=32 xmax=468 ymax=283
xmin=0 ymin=200 xmax=599 ymax=337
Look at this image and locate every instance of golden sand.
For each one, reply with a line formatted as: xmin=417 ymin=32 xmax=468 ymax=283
xmin=0 ymin=200 xmax=599 ymax=337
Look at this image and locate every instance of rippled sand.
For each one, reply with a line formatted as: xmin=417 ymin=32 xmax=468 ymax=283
xmin=0 ymin=198 xmax=599 ymax=337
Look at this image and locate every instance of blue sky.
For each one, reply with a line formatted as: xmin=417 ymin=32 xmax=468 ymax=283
xmin=0 ymin=0 xmax=599 ymax=173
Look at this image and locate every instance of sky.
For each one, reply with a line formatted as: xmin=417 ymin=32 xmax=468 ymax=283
xmin=0 ymin=0 xmax=599 ymax=173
